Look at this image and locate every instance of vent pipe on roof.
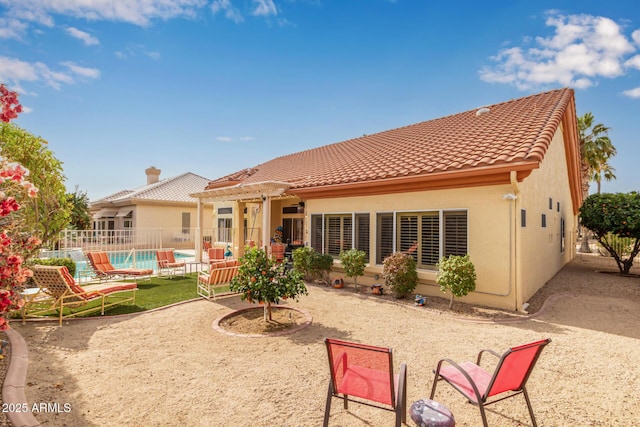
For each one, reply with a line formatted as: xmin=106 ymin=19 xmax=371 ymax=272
xmin=145 ymin=166 xmax=161 ymax=185
xmin=476 ymin=107 xmax=491 ymax=117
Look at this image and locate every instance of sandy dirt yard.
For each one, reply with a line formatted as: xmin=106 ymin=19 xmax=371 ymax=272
xmin=9 ymin=255 xmax=640 ymax=426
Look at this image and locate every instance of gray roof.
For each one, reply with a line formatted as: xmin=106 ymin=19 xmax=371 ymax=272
xmin=91 ymin=172 xmax=210 ymax=205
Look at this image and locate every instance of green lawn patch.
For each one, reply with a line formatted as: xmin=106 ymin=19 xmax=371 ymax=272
xmin=20 ymin=275 xmax=232 ymax=319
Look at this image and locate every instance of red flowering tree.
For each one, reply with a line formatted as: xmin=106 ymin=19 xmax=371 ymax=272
xmin=0 ymin=84 xmax=41 ymax=330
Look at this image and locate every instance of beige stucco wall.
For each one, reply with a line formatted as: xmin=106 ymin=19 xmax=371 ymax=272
xmin=306 ymin=184 xmax=518 ymax=309
xmin=135 ymin=203 xmax=214 ymax=230
xmin=303 ymin=127 xmax=577 ymax=311
xmin=513 ymin=126 xmax=577 ymax=308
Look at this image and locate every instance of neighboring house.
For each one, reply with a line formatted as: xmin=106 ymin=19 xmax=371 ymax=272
xmin=90 ymin=167 xmax=214 ymax=248
xmin=191 ymin=88 xmax=582 ymax=311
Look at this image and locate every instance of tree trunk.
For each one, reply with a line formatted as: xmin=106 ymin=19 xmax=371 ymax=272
xmin=580 ymin=227 xmax=591 ymax=253
xmin=448 ymin=294 xmax=453 ymax=310
xmin=264 ymin=302 xmax=272 ymax=321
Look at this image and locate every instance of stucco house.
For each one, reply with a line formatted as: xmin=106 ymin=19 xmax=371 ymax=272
xmin=90 ymin=167 xmax=214 ymax=248
xmin=191 ymin=88 xmax=582 ymax=310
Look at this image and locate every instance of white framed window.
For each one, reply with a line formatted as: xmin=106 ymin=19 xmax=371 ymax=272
xmin=310 ymin=213 xmax=370 ymax=258
xmin=376 ymin=210 xmax=468 ymax=269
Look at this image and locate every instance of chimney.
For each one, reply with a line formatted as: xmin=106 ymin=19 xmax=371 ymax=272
xmin=145 ymin=166 xmax=161 ymax=185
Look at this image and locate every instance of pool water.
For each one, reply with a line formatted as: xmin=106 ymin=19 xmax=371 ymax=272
xmin=39 ymin=249 xmax=193 ymax=279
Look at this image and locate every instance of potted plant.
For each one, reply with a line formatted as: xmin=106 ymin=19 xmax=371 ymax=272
xmin=382 ymin=252 xmax=417 ymax=298
xmin=339 ymin=249 xmax=367 ymax=290
xmin=436 ymin=254 xmax=476 ymax=309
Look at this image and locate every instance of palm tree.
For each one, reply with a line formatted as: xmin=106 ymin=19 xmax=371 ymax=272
xmin=577 ymin=112 xmax=617 ymax=252
xmin=578 ymin=112 xmax=616 ymax=197
xmin=591 ymin=162 xmax=616 ymax=194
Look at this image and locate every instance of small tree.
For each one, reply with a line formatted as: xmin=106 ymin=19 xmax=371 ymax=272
xmin=231 ymin=247 xmax=307 ymax=321
xmin=382 ymin=252 xmax=417 ymax=298
xmin=339 ymin=248 xmax=367 ymax=289
xmin=580 ymin=192 xmax=640 ymax=274
xmin=436 ymin=255 xmax=476 ymax=309
xmin=67 ymin=185 xmax=91 ymax=230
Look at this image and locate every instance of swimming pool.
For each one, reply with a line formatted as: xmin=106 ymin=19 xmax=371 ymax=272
xmin=38 ymin=249 xmax=193 ymax=279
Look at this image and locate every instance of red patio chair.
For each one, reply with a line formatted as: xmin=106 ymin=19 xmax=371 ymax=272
xmin=156 ymin=249 xmax=186 ymax=278
xmin=29 ymin=265 xmax=138 ymax=326
xmin=86 ymin=251 xmax=152 ymax=280
xmin=271 ymin=243 xmax=285 ymax=263
xmin=430 ymin=338 xmax=551 ymax=427
xmin=324 ymin=338 xmax=407 ymax=427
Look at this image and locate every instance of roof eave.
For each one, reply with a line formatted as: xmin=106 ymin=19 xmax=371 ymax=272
xmin=291 ymin=162 xmax=539 ymax=199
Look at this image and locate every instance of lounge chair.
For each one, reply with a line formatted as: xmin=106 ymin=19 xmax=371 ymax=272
xmin=323 ymin=338 xmax=407 ymax=427
xmin=430 ymin=338 xmax=551 ymax=427
xmin=207 ymin=247 xmax=225 ymax=264
xmin=86 ymin=251 xmax=153 ymax=281
xmin=197 ymin=259 xmax=240 ymax=300
xmin=156 ymin=249 xmax=186 ymax=278
xmin=28 ymin=265 xmax=138 ymax=326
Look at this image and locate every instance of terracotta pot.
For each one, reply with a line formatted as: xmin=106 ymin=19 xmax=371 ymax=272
xmin=332 ymin=278 xmax=344 ymax=289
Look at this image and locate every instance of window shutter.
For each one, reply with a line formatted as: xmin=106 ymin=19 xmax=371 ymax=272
xmin=443 ymin=211 xmax=467 ymax=256
xmin=377 ymin=214 xmax=393 ymax=264
xmin=326 ymin=216 xmax=342 ymax=256
xmin=311 ymin=214 xmax=323 ymax=253
xmin=355 ymin=214 xmax=370 ymax=259
xmin=421 ymin=214 xmax=440 ymax=266
xmin=343 ymin=216 xmax=353 ymax=251
xmin=399 ymin=215 xmax=418 ymax=262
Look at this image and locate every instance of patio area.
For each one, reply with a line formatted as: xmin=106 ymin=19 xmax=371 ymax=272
xmin=9 ymin=256 xmax=640 ymax=426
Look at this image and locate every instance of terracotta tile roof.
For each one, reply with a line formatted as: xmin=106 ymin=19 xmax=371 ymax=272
xmin=92 ymin=172 xmax=211 ymax=205
xmin=205 ymin=88 xmax=578 ymax=196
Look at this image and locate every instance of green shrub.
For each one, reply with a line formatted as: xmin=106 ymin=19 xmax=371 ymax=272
xmin=292 ymin=247 xmax=333 ymax=283
xmin=32 ymin=257 xmax=76 ymax=277
xmin=310 ymin=252 xmax=333 ymax=283
xmin=436 ymin=255 xmax=476 ymax=309
xmin=339 ymin=249 xmax=367 ymax=289
xmin=382 ymin=252 xmax=417 ymax=299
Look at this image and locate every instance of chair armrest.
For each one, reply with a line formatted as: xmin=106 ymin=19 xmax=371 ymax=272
xmin=476 ymin=349 xmax=502 ymax=365
xmin=432 ymin=358 xmax=484 ymax=403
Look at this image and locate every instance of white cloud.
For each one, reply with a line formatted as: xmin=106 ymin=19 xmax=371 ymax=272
xmin=216 ymin=136 xmax=233 ymax=142
xmin=113 ymin=44 xmax=161 ymax=61
xmin=145 ymin=51 xmax=161 ymax=60
xmin=622 ymin=87 xmax=640 ymax=98
xmin=0 ymin=17 xmax=28 ymax=39
xmin=60 ymin=61 xmax=101 ymax=79
xmin=65 ymin=26 xmax=99 ymax=45
xmin=633 ymin=30 xmax=640 ymax=46
xmin=480 ymin=11 xmax=639 ymax=91
xmin=252 ymin=0 xmax=277 ymax=17
xmin=0 ymin=56 xmax=39 ymax=83
xmin=0 ymin=0 xmax=209 ymax=28
xmin=0 ymin=55 xmax=99 ymax=90
xmin=239 ymin=136 xmax=255 ymax=141
xmin=211 ymin=0 xmax=244 ymax=23
xmin=625 ymin=55 xmax=640 ymax=70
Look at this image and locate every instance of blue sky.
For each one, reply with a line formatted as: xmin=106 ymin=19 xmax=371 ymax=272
xmin=0 ymin=0 xmax=639 ymax=200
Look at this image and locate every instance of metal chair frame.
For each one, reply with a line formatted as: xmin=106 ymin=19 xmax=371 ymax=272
xmin=430 ymin=338 xmax=551 ymax=427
